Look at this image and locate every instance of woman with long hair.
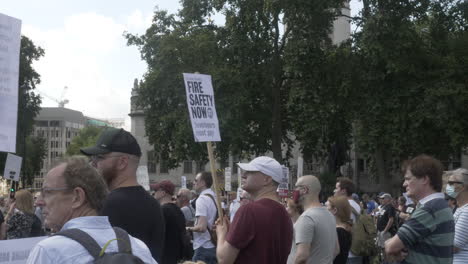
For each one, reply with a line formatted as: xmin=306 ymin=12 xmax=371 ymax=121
xmin=5 ymin=190 xmax=43 ymax=239
xmin=327 ymin=196 xmax=353 ymax=264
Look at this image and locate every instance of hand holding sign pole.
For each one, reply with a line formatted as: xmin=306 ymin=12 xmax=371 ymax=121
xmin=183 ymin=73 xmax=224 ymax=222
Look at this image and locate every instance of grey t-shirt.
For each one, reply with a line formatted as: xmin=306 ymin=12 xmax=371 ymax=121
xmin=287 ymin=207 xmax=337 ymax=264
xmin=181 ymin=205 xmax=195 ymax=223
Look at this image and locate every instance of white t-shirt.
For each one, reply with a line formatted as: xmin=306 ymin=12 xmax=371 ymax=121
xmin=348 ymin=198 xmax=361 ymax=258
xmin=229 ymin=200 xmax=240 ymax=222
xmin=454 ymin=204 xmax=468 ymax=264
xmin=287 ymin=207 xmax=337 ymax=264
xmin=193 ymin=188 xmax=217 ymax=249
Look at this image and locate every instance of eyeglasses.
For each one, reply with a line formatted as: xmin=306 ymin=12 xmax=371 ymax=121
xmin=448 ymin=181 xmax=464 ymax=185
xmin=40 ymin=187 xmax=71 ymax=198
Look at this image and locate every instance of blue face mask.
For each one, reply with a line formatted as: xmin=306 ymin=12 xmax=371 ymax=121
xmin=446 ymin=184 xmax=459 ymax=198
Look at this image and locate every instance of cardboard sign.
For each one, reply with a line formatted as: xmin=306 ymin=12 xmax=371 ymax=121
xmin=183 ymin=73 xmax=221 ymax=142
xmin=3 ymin=153 xmax=22 ymax=181
xmin=0 ymin=13 xmax=22 ymax=153
xmin=224 ymin=167 xmax=232 ymax=192
xmin=136 ymin=166 xmax=150 ymax=191
xmin=181 ymin=176 xmax=187 ymax=189
xmin=0 ymin=236 xmax=47 ymax=263
xmin=277 ymin=166 xmax=289 ymax=198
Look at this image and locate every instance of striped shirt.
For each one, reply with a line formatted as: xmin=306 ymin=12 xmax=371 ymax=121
xmin=397 ymin=196 xmax=454 ymax=264
xmin=454 ymin=203 xmax=468 ymax=264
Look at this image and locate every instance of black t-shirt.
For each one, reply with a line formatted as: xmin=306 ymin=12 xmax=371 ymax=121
xmin=161 ymin=203 xmax=186 ymax=264
xmin=334 ymin=227 xmax=352 ymax=264
xmin=377 ymin=204 xmax=396 ymax=232
xmin=101 ymin=186 xmax=165 ymax=262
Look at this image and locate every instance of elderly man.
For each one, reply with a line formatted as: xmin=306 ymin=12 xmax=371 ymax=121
xmin=216 ymin=156 xmax=293 ymax=264
xmin=445 ymin=168 xmax=468 ymax=264
xmin=288 ymin=175 xmax=338 ymax=264
xmin=26 ymin=156 xmax=156 ymax=264
xmin=81 ymin=128 xmax=165 ymax=262
xmin=177 ymin=188 xmax=196 ymax=226
xmin=385 ymin=155 xmax=454 ymax=264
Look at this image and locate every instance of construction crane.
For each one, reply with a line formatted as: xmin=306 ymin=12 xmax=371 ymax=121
xmin=38 ymin=86 xmax=70 ymax=108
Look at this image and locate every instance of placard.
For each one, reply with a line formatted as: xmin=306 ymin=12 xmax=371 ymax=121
xmin=0 ymin=236 xmax=47 ymax=263
xmin=297 ymin=156 xmax=303 ymax=178
xmin=3 ymin=153 xmax=22 ymax=181
xmin=181 ymin=176 xmax=187 ymax=189
xmin=136 ymin=165 xmax=150 ymax=191
xmin=277 ymin=166 xmax=289 ymax=198
xmin=0 ymin=13 xmax=22 ymax=153
xmin=183 ymin=73 xmax=221 ymax=142
xmin=224 ymin=167 xmax=232 ymax=192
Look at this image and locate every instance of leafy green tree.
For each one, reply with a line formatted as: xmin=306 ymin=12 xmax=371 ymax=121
xmin=21 ymin=136 xmax=47 ymax=186
xmin=351 ymin=0 xmax=468 ymax=191
xmin=127 ymin=0 xmax=345 ymax=168
xmin=0 ymin=36 xmax=44 ymax=186
xmin=66 ymin=126 xmax=105 ymax=156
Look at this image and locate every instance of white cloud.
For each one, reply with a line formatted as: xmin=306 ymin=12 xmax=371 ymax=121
xmin=21 ymin=12 xmax=148 ymax=127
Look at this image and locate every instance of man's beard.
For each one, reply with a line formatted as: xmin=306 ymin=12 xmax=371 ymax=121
xmin=100 ymin=165 xmax=118 ymax=186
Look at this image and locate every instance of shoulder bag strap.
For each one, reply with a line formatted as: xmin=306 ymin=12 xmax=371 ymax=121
xmin=54 ymin=228 xmax=102 ymax=259
xmin=113 ymin=227 xmax=133 ymax=254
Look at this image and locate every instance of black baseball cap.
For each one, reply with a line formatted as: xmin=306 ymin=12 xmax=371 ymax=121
xmin=80 ymin=128 xmax=142 ymax=157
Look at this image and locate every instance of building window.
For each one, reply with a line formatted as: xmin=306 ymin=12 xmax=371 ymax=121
xmin=51 ymin=141 xmax=54 ymax=148
xmin=56 ymin=131 xmax=59 ymax=137
xmin=148 ymin=151 xmax=156 ymax=173
xmin=160 ymin=160 xmax=169 ymax=174
xmin=196 ymin=161 xmax=205 ymax=173
xmin=183 ymin=161 xmax=193 ymax=174
xmin=50 ymin=120 xmax=60 ymax=127
xmin=51 ymin=152 xmax=54 ymax=159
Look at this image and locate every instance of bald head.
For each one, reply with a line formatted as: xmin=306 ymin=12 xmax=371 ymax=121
xmin=296 ymin=175 xmax=321 ymax=197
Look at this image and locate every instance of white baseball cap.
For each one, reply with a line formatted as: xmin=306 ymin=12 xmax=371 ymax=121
xmin=237 ymin=156 xmax=283 ymax=183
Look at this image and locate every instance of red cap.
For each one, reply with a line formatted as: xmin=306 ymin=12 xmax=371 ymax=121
xmin=152 ymin=180 xmax=175 ymax=196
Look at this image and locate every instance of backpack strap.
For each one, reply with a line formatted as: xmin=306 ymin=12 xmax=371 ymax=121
xmin=113 ymin=227 xmax=133 ymax=254
xmin=55 ymin=229 xmax=102 ymax=259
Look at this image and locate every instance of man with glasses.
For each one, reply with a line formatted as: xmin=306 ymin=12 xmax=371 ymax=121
xmin=216 ymin=156 xmax=293 ymax=264
xmin=445 ymin=168 xmax=468 ymax=264
xmin=385 ymin=155 xmax=454 ymax=263
xmin=27 ymin=156 xmax=157 ymax=264
xmin=81 ymin=128 xmax=165 ymax=262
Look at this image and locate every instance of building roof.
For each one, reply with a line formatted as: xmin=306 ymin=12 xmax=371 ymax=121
xmin=36 ymin=107 xmax=85 ymax=124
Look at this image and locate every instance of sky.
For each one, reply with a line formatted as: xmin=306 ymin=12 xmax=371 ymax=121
xmin=2 ymin=0 xmax=362 ymax=130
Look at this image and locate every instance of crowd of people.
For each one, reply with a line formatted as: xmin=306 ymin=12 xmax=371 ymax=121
xmin=0 ymin=127 xmax=467 ymax=264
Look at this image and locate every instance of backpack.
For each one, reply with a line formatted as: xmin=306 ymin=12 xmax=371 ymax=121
xmin=350 ymin=208 xmax=378 ymax=257
xmin=204 ymin=193 xmax=219 ymax=245
xmin=55 ymin=227 xmax=145 ymax=264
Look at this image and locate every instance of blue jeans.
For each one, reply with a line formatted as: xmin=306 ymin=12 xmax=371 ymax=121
xmin=193 ymin=246 xmax=217 ymax=264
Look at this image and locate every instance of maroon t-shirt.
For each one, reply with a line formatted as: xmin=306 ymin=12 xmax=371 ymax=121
xmin=226 ymin=198 xmax=293 ymax=264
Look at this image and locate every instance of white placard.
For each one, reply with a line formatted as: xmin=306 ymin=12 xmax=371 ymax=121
xmin=181 ymin=176 xmax=187 ymax=189
xmin=183 ymin=73 xmax=221 ymax=142
xmin=0 ymin=236 xmax=47 ymax=263
xmin=224 ymin=167 xmax=232 ymax=192
xmin=236 ymin=187 xmax=243 ymax=201
xmin=281 ymin=166 xmax=289 ymax=185
xmin=3 ymin=153 xmax=22 ymax=181
xmin=0 ymin=13 xmax=22 ymax=153
xmin=136 ymin=166 xmax=150 ymax=191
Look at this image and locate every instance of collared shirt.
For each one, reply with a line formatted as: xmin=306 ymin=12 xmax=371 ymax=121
xmin=418 ymin=192 xmax=445 ymax=206
xmin=26 ymin=216 xmax=157 ymax=264
xmin=193 ymin=188 xmax=217 ymax=249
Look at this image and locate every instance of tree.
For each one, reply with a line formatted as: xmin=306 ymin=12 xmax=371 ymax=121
xmin=66 ymin=126 xmax=105 ymax=156
xmin=351 ymin=0 xmax=468 ymax=191
xmin=21 ymin=136 xmax=47 ymax=187
xmin=127 ymin=0 xmax=345 ymax=168
xmin=0 ymin=36 xmax=44 ymax=186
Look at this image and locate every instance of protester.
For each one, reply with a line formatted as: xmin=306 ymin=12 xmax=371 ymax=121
xmin=445 ymin=168 xmax=468 ymax=264
xmin=81 ymin=128 xmax=165 ymax=262
xmin=286 ymin=198 xmax=303 ymax=223
xmin=177 ymin=188 xmax=196 ymax=226
xmin=5 ymin=189 xmax=42 ymax=239
xmin=154 ymin=180 xmax=187 ymax=264
xmin=288 ymin=175 xmax=338 ymax=264
xmin=396 ymin=195 xmax=414 ymax=227
xmin=376 ymin=193 xmax=396 ymax=262
xmin=385 ymin=155 xmax=454 ymax=263
xmin=447 ymin=169 xmax=465 ymax=214
xmin=26 ymin=156 xmax=157 ymax=264
xmin=334 ymin=177 xmax=362 ymax=264
xmin=186 ymin=172 xmax=217 ymax=264
xmin=327 ymin=196 xmax=353 ymax=264
xmin=216 ymin=156 xmax=293 ymax=264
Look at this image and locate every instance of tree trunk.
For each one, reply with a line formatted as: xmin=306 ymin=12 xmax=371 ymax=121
xmin=271 ymin=81 xmax=283 ymax=162
xmin=374 ymin=147 xmax=392 ymax=193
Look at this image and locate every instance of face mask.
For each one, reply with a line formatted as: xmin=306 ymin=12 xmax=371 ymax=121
xmin=292 ymin=190 xmax=301 ymax=204
xmin=446 ymin=184 xmax=459 ymax=198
